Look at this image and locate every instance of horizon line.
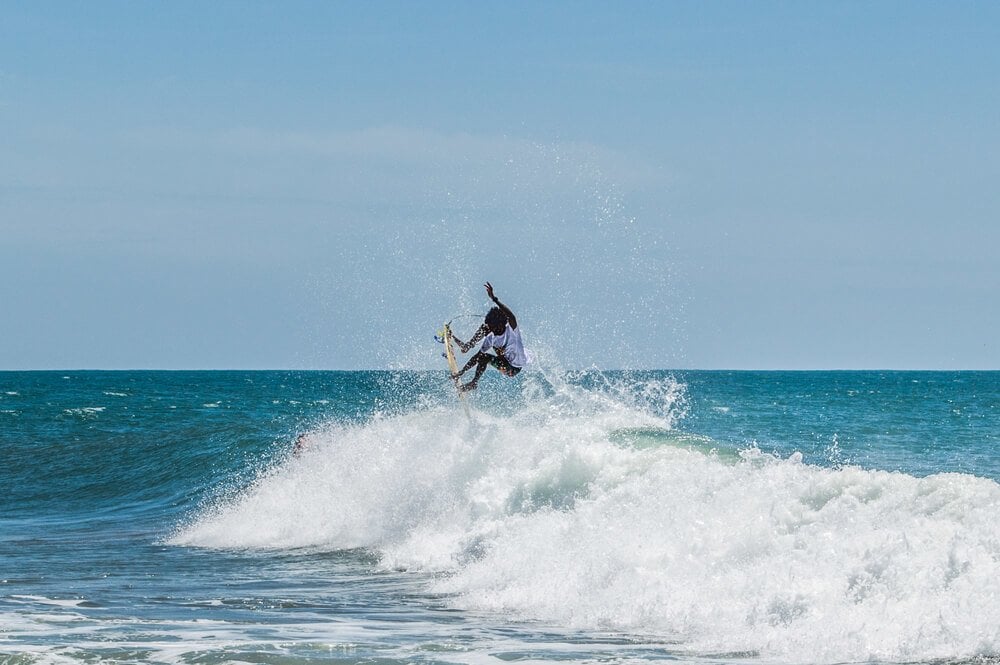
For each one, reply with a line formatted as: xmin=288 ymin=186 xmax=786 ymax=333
xmin=2 ymin=367 xmax=998 ymax=373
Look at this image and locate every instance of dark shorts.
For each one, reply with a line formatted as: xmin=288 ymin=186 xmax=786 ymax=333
xmin=489 ymin=353 xmax=522 ymax=377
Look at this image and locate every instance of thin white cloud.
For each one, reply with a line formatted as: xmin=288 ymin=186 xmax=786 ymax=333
xmin=119 ymin=125 xmax=665 ymax=195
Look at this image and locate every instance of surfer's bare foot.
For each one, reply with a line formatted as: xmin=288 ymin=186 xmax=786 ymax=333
xmin=459 ymin=381 xmax=477 ymax=393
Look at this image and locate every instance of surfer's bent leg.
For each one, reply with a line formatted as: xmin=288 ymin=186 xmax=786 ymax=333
xmin=455 ymin=352 xmax=484 ymax=378
xmin=458 ymin=353 xmax=521 ymax=391
xmin=457 ymin=352 xmax=494 ymax=391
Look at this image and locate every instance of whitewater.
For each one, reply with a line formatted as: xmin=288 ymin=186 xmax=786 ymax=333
xmin=3 ymin=369 xmax=1000 ymax=664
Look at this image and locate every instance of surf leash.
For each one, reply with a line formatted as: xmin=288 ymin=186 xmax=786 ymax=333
xmin=436 ymin=313 xmax=483 ymax=344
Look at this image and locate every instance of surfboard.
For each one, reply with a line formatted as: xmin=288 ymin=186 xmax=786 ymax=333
xmin=440 ymin=323 xmax=471 ymax=417
xmin=442 ymin=324 xmax=460 ymax=384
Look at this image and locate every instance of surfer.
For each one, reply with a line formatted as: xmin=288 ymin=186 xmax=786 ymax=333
xmin=449 ymin=282 xmax=527 ymax=392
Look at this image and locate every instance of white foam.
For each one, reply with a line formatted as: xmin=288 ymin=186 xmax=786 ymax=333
xmin=0 ymin=610 xmax=508 ymax=664
xmin=171 ymin=374 xmax=1000 ymax=662
xmin=439 ymin=454 xmax=1000 ymax=662
xmin=10 ymin=595 xmax=92 ymax=609
xmin=63 ymin=407 xmax=105 ymax=417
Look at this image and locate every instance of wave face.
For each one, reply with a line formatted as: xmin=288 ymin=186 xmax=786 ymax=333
xmin=169 ymin=372 xmax=1000 ymax=663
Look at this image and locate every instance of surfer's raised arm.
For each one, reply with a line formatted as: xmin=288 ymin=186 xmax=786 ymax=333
xmin=485 ymin=282 xmax=517 ymax=329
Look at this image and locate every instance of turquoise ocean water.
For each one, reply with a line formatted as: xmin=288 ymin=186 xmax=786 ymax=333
xmin=2 ymin=369 xmax=999 ymax=664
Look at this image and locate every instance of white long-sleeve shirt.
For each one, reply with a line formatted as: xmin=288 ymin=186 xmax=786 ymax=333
xmin=480 ymin=323 xmax=528 ymax=368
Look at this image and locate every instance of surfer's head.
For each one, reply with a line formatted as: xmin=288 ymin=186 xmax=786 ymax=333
xmin=485 ymin=307 xmax=507 ymax=335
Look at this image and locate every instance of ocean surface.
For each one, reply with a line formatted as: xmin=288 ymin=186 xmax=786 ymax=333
xmin=2 ymin=369 xmax=1000 ymax=664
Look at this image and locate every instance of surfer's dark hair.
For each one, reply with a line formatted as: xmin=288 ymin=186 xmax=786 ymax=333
xmin=485 ymin=306 xmax=507 ymax=330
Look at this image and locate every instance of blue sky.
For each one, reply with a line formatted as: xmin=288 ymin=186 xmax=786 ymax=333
xmin=2 ymin=1 xmax=998 ymax=369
